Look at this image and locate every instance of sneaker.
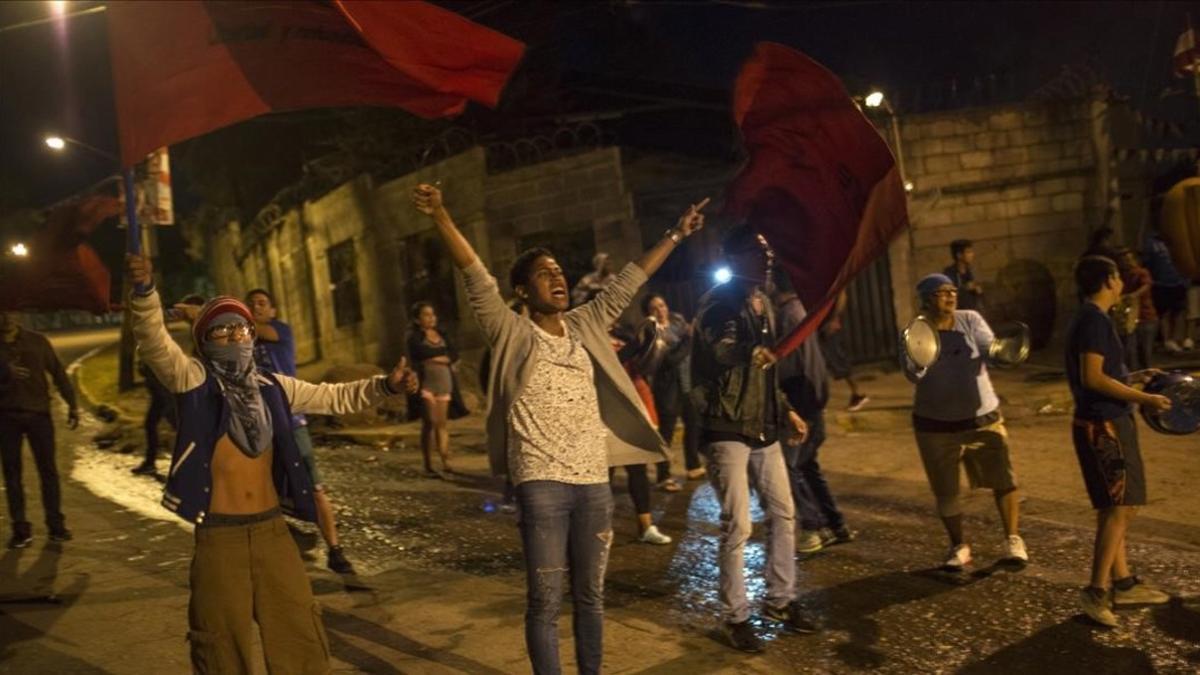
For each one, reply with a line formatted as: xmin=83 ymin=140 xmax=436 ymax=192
xmin=830 ymin=526 xmax=857 ymax=544
xmin=7 ymin=532 xmax=32 ymax=549
xmin=942 ymin=543 xmax=972 ymax=571
xmin=1112 ymin=577 xmax=1171 ymax=606
xmin=639 ymin=525 xmax=672 ymax=545
xmin=1002 ymin=534 xmax=1029 ymax=563
xmin=796 ymin=530 xmax=824 ymax=554
xmin=1079 ymin=586 xmax=1118 ymax=627
xmin=131 ymin=461 xmax=157 ymax=476
xmin=1165 ymin=339 xmax=1182 ymax=353
xmin=723 ymin=620 xmax=765 ymax=653
xmin=763 ymin=601 xmax=819 ymax=634
xmin=846 ymin=394 xmax=870 ymax=412
xmin=48 ymin=529 xmax=73 ymax=543
xmin=327 ymin=546 xmax=356 ymax=575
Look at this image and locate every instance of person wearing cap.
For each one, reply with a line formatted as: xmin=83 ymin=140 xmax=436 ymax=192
xmin=125 ymin=254 xmax=417 ymax=675
xmin=690 ymin=224 xmax=815 ymax=653
xmin=902 ymin=273 xmax=1028 ymax=572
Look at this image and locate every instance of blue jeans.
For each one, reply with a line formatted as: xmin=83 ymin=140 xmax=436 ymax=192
xmin=517 ymin=481 xmax=613 ymax=675
xmin=704 ymin=440 xmax=795 ymax=623
xmin=783 ymin=413 xmax=845 ymax=531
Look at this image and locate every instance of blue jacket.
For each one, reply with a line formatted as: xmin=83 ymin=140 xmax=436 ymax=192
xmin=163 ymin=370 xmax=317 ymax=525
xmin=129 ymin=288 xmax=398 ymax=526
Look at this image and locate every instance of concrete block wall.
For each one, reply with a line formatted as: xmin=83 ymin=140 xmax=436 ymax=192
xmin=484 ymin=146 xmax=639 ymax=295
xmin=892 ymin=99 xmax=1102 ymax=344
xmin=205 ymin=146 xmax=639 ymax=374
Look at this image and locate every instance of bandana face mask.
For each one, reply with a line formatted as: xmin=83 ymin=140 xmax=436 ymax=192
xmin=202 ymin=340 xmax=256 ymax=379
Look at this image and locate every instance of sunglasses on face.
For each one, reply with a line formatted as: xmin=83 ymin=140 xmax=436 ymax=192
xmin=205 ymin=322 xmax=255 ymax=341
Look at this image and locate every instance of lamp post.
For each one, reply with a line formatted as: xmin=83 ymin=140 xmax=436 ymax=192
xmin=862 ymin=91 xmax=912 ymax=192
xmin=44 ymin=133 xmax=148 ymax=391
xmin=43 ymin=134 xmax=145 ymax=259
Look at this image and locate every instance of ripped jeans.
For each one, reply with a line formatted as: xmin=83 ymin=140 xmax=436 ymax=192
xmin=516 ymin=480 xmax=614 ymax=675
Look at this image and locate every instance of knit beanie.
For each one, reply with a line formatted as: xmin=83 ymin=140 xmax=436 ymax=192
xmin=192 ymin=296 xmax=254 ymax=345
xmin=916 ymin=273 xmax=955 ymax=301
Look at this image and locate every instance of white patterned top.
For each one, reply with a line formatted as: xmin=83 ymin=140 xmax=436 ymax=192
xmin=507 ymin=321 xmax=609 ymax=486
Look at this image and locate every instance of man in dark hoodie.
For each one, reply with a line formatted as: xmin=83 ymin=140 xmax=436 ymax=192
xmin=126 ymin=254 xmax=417 ymax=674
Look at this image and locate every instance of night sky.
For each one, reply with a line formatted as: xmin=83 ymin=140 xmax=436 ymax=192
xmin=1 ymin=0 xmax=1196 ymax=219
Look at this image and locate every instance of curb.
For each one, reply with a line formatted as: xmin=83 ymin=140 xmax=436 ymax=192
xmin=66 ymin=344 xmax=132 ymax=423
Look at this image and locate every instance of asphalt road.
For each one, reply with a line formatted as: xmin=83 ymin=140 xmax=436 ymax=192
xmin=1 ymin=328 xmax=1198 ymax=673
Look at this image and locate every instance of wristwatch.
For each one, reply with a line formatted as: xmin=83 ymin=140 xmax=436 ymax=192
xmin=665 ymin=228 xmax=683 ymax=244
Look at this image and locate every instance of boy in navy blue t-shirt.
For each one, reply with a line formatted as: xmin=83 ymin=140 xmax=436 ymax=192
xmin=1065 ymin=256 xmax=1173 ymax=627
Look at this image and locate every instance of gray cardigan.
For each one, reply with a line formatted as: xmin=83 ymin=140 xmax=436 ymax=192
xmin=461 ymin=258 xmax=669 ymax=476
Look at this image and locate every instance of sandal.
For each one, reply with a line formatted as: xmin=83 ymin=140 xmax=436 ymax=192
xmin=686 ymin=468 xmax=707 ymax=480
xmin=658 ymin=478 xmax=682 ymax=493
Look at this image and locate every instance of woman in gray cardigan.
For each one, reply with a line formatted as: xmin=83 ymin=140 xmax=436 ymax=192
xmin=412 ymin=185 xmax=705 ymax=675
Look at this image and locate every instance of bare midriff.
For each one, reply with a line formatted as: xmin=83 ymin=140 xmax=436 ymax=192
xmin=208 ymin=435 xmax=279 ymax=514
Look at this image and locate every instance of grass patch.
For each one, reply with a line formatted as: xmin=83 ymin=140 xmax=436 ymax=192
xmin=76 ymin=341 xmax=150 ymax=417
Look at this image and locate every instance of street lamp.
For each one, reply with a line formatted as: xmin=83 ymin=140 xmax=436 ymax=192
xmin=10 ymin=243 xmax=29 ymax=257
xmin=860 ymin=91 xmax=910 ymax=191
xmin=43 ymin=133 xmax=117 ymax=161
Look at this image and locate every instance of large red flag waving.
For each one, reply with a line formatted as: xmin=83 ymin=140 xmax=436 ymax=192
xmin=107 ymin=1 xmax=526 ymax=166
xmin=0 ymin=195 xmax=120 ymax=313
xmin=726 ymin=43 xmax=909 ymax=357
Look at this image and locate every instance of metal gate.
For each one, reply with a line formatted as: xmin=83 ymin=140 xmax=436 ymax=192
xmin=841 ymin=253 xmax=899 ymax=364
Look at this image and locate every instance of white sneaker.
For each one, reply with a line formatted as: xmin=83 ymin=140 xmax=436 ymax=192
xmin=1165 ymin=339 xmax=1182 ymax=353
xmin=942 ymin=543 xmax=972 ymax=571
xmin=639 ymin=525 xmax=672 ymax=545
xmin=1003 ymin=534 xmax=1029 ymax=563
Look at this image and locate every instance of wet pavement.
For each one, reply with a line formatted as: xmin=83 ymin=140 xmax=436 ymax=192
xmin=2 ymin=331 xmax=1199 ymax=673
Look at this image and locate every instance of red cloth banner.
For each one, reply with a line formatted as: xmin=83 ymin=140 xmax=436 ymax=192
xmin=0 ymin=195 xmax=120 ymax=313
xmin=725 ymin=43 xmax=910 ymax=357
xmin=107 ymin=1 xmax=525 ymax=166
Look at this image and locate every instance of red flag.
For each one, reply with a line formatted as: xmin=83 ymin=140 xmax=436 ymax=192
xmin=726 ymin=43 xmax=909 ymax=357
xmin=0 ymin=195 xmax=120 ymax=314
xmin=107 ymin=1 xmax=525 ymax=166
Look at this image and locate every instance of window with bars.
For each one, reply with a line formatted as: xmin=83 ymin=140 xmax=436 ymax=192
xmin=327 ymin=239 xmax=362 ymax=327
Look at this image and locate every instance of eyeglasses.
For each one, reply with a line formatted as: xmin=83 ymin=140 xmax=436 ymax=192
xmin=205 ymin=322 xmax=255 ymax=341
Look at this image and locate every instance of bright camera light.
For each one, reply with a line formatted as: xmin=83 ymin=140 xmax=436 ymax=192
xmin=904 ymin=181 xmax=914 ymax=192
xmin=48 ymin=1 xmax=68 ymax=17
xmin=45 ymin=136 xmax=66 ymax=150
xmin=864 ymin=91 xmax=885 ymax=108
xmin=713 ymin=266 xmax=733 ymax=285
xmin=11 ymin=243 xmax=29 ymax=257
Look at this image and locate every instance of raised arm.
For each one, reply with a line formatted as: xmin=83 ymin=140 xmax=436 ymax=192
xmin=126 ymin=254 xmax=207 ymax=394
xmin=412 ymin=185 xmax=520 ymax=345
xmin=412 ymin=184 xmax=479 ymax=270
xmin=633 ymin=198 xmax=708 ymax=277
